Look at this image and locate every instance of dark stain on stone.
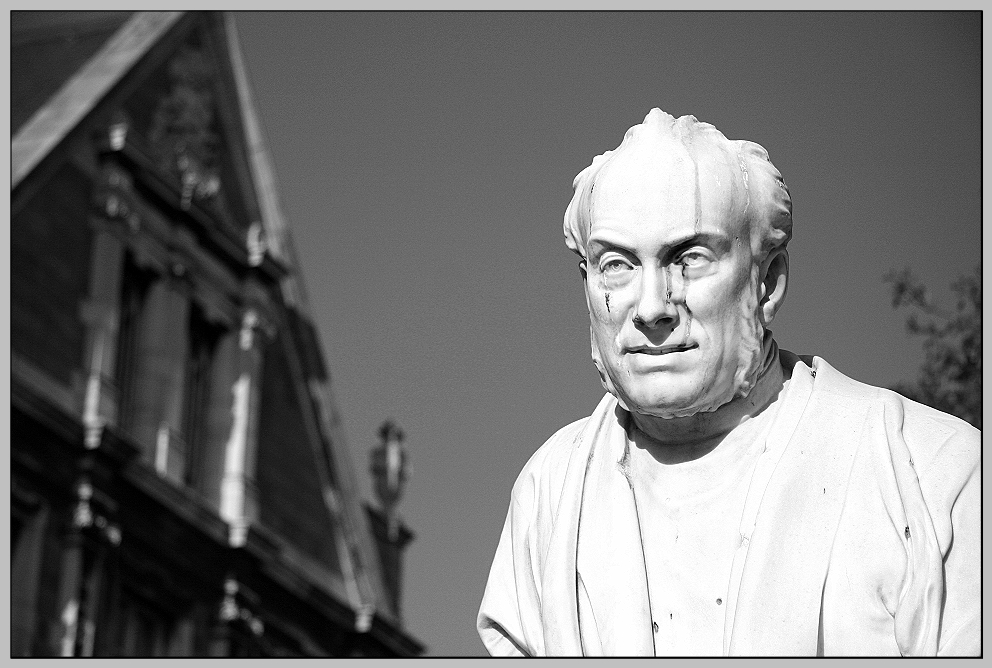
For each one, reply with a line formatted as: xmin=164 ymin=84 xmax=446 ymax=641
xmin=680 ymin=265 xmax=692 ymax=342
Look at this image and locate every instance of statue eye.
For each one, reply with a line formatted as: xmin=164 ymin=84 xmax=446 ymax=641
xmin=676 ymin=250 xmax=708 ymax=267
xmin=601 ymin=258 xmax=632 ymax=274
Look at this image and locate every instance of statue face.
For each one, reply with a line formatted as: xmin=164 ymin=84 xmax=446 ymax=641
xmin=583 ymin=142 xmax=765 ymax=418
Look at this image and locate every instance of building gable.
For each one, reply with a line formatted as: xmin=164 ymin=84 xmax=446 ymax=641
xmin=10 ymin=11 xmax=421 ymax=656
xmin=11 ymin=11 xmax=134 ymax=134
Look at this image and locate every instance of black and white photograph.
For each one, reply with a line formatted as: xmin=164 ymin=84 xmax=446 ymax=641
xmin=9 ymin=10 xmax=981 ymax=657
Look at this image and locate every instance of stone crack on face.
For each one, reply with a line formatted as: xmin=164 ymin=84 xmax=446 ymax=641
xmin=681 ymin=265 xmax=692 ymax=345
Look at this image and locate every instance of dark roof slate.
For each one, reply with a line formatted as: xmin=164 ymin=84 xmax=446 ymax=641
xmin=11 ymin=11 xmax=133 ymax=132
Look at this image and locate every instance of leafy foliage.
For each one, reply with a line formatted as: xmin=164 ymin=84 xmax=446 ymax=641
xmin=884 ymin=265 xmax=981 ymax=429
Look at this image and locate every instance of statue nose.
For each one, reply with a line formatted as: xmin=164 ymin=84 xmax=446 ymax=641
xmin=632 ymin=266 xmax=678 ymax=329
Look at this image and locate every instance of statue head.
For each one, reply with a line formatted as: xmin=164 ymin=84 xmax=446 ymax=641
xmin=564 ymin=109 xmax=792 ymax=418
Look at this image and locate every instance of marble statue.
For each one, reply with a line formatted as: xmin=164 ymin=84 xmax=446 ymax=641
xmin=477 ymin=109 xmax=980 ymax=656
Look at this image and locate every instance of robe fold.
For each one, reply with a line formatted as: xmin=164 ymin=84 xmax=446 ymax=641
xmin=477 ymin=350 xmax=980 ymax=656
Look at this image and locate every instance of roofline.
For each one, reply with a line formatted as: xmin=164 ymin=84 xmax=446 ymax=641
xmin=11 ymin=11 xmax=185 ymax=189
xmin=222 ymin=11 xmax=291 ymax=269
xmin=222 ymin=12 xmax=397 ymax=628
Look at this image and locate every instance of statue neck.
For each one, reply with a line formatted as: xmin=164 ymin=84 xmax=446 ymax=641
xmin=626 ymin=338 xmax=784 ymax=465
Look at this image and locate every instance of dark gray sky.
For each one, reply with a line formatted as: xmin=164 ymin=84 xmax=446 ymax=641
xmin=233 ymin=12 xmax=980 ymax=656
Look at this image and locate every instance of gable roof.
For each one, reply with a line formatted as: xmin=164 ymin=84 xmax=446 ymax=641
xmin=219 ymin=12 xmax=398 ymax=627
xmin=10 ymin=10 xmax=401 ymax=637
xmin=11 ymin=11 xmax=134 ymax=133
xmin=11 ymin=12 xmax=181 ymax=189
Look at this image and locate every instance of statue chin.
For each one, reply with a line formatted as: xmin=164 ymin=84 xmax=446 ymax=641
xmin=633 ymin=391 xmax=736 ymax=420
xmin=611 ymin=380 xmax=741 ymax=420
xmin=593 ymin=319 xmax=769 ymax=421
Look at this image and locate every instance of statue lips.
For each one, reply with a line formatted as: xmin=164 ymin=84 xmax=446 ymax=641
xmin=624 ymin=343 xmax=699 ymax=370
xmin=625 ymin=343 xmax=698 ymax=354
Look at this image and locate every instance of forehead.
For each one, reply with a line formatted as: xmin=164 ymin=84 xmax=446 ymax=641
xmin=588 ymin=137 xmax=749 ymax=242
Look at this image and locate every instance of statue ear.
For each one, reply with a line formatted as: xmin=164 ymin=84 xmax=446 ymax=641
xmin=759 ymin=248 xmax=789 ymax=325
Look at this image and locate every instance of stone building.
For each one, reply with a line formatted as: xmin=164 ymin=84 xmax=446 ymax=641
xmin=11 ymin=11 xmax=422 ymax=657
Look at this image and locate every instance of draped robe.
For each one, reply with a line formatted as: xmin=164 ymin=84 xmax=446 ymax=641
xmin=477 ymin=350 xmax=980 ymax=656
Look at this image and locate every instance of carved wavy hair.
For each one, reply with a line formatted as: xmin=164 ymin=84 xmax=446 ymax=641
xmin=563 ymin=109 xmax=793 ymax=263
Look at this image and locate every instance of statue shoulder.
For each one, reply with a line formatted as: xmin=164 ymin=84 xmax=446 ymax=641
xmin=809 ymin=355 xmax=980 ymax=494
xmin=885 ymin=390 xmax=980 ymax=481
xmin=510 ymin=415 xmax=590 ymax=506
xmin=786 ymin=352 xmax=979 ymax=475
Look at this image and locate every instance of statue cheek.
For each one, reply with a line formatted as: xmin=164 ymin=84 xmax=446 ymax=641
xmin=590 ymin=295 xmax=622 ymax=327
xmin=590 ymin=321 xmax=615 ymax=350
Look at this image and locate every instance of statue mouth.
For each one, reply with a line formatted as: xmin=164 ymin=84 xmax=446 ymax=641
xmin=625 ymin=343 xmax=698 ymax=355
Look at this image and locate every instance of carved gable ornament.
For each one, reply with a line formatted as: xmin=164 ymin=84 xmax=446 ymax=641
xmin=149 ymin=45 xmax=222 ymax=209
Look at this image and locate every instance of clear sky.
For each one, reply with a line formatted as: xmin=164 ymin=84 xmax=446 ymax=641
xmin=233 ymin=11 xmax=981 ymax=656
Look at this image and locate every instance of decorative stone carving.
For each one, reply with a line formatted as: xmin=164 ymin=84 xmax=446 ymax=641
xmin=149 ymin=45 xmax=221 ymax=209
xmin=369 ymin=420 xmax=408 ymax=540
xmin=246 ymin=222 xmax=267 ymax=267
xmin=70 ymin=480 xmax=121 ymax=545
xmin=93 ymin=163 xmax=141 ymax=232
xmin=108 ymin=115 xmax=128 ymax=152
xmin=219 ymin=577 xmax=264 ymax=636
xmin=218 ymin=307 xmax=268 ymax=547
xmin=238 ymin=309 xmax=259 ymax=352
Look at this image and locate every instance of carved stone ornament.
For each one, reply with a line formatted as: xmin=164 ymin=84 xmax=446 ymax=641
xmin=246 ymin=222 xmax=267 ymax=267
xmin=219 ymin=577 xmax=264 ymax=636
xmin=71 ymin=480 xmax=121 ymax=545
xmin=94 ymin=164 xmax=141 ymax=232
xmin=149 ymin=45 xmax=222 ymax=209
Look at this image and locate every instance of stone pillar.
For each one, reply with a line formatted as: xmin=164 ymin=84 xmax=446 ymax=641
xmin=55 ymin=534 xmax=84 ymax=657
xmin=217 ymin=310 xmax=265 ymax=546
xmin=77 ymin=547 xmax=106 ymax=657
xmin=54 ymin=481 xmax=95 ymax=657
xmin=130 ymin=271 xmax=191 ymax=482
xmin=363 ymin=505 xmax=415 ymax=621
xmin=53 ymin=480 xmax=121 ymax=657
xmin=79 ymin=225 xmax=127 ymax=449
xmin=82 ymin=157 xmax=145 ymax=447
xmin=195 ymin=330 xmax=235 ymax=509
